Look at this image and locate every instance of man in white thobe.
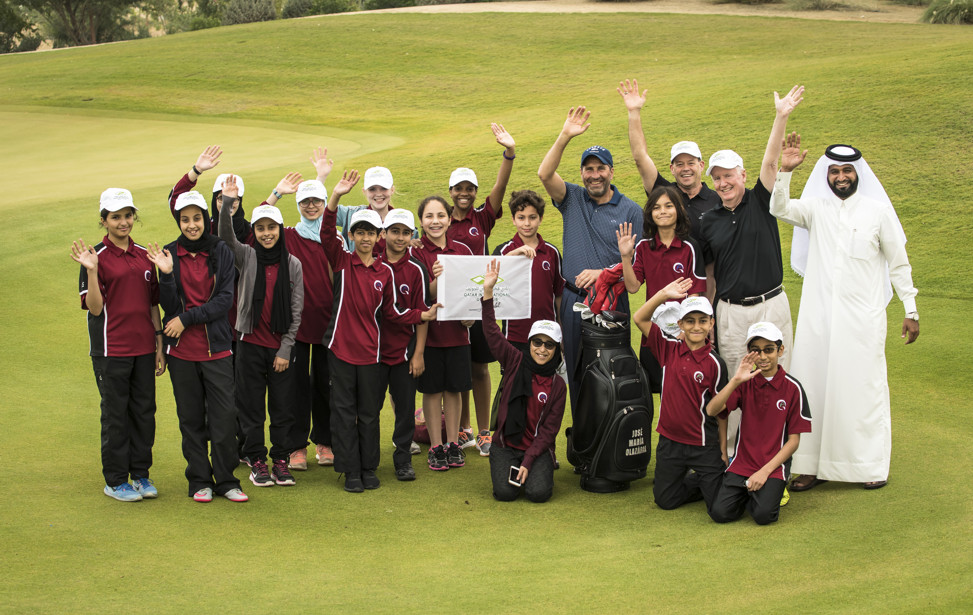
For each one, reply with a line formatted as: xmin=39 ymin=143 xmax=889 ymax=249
xmin=769 ymin=140 xmax=920 ymax=490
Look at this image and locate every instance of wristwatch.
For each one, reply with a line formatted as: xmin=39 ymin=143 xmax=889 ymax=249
xmin=906 ymin=312 xmax=919 ymax=322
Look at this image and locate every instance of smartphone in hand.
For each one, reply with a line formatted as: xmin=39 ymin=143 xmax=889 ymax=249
xmin=508 ymin=465 xmax=522 ymax=487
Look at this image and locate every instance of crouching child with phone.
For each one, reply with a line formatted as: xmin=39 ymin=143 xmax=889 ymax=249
xmin=480 ymin=259 xmax=566 ymax=503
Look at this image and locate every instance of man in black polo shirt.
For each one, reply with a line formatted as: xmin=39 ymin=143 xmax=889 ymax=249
xmin=698 ymin=85 xmax=805 ymax=451
xmin=618 ymin=79 xmax=722 ymax=244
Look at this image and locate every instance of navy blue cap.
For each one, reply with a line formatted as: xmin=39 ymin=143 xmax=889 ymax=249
xmin=581 ymin=146 xmax=613 ymax=167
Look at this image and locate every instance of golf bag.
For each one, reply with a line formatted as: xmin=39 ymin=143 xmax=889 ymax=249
xmin=566 ymin=311 xmax=654 ymax=493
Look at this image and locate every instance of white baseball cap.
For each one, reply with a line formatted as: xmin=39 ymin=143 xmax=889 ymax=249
xmin=363 ymin=167 xmax=394 ymax=190
xmin=706 ymin=150 xmax=744 ymax=176
xmin=251 ymin=204 xmax=283 ymax=226
xmin=174 ymin=190 xmax=208 ymax=212
xmin=296 ymin=180 xmax=328 ymax=204
xmin=213 ymin=173 xmax=245 ymax=196
xmin=349 ymin=209 xmax=383 ymax=232
xmin=528 ymin=320 xmax=562 ymax=343
xmin=746 ymin=322 xmax=784 ymax=347
xmin=99 ymin=188 xmax=137 ymax=212
xmin=670 ymin=141 xmax=703 ymax=162
xmin=651 ymin=301 xmax=683 ymax=338
xmin=448 ymin=167 xmax=478 ymax=189
xmin=383 ymin=208 xmax=416 ymax=231
xmin=677 ymin=296 xmax=714 ymax=320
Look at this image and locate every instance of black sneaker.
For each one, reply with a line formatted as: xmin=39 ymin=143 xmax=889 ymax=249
xmin=271 ymin=459 xmax=296 ymax=486
xmin=395 ymin=463 xmax=416 ymax=481
xmin=428 ymin=445 xmax=448 ymax=471
xmin=362 ymin=470 xmax=381 ymax=490
xmin=447 ymin=442 xmax=465 ymax=468
xmin=344 ymin=474 xmax=364 ymax=493
xmin=249 ymin=460 xmax=273 ymax=487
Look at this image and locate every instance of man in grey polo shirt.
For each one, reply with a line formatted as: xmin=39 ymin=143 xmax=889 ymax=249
xmin=538 ymin=105 xmax=644 ymax=406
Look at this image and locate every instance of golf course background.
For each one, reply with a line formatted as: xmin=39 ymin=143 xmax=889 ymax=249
xmin=1 ymin=10 xmax=971 ymax=613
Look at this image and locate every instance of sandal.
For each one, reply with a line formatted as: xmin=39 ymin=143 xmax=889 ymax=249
xmin=790 ymin=475 xmax=828 ymax=492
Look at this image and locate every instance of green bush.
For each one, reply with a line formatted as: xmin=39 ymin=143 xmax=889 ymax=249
xmin=282 ymin=0 xmax=310 ymax=17
xmin=309 ymin=0 xmax=357 ymax=12
xmin=922 ymin=0 xmax=973 ymax=22
xmin=789 ymin=0 xmax=846 ymax=9
xmin=1 ymin=0 xmax=42 ymax=52
xmin=222 ymin=0 xmax=276 ymax=24
xmin=709 ymin=0 xmax=780 ymax=5
xmin=362 ymin=0 xmax=413 ymax=9
xmin=889 ymin=0 xmax=929 ymax=6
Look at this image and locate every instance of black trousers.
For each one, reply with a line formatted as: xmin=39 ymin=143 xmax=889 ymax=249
xmin=710 ymin=472 xmax=786 ymax=525
xmin=91 ymin=354 xmax=156 ymax=487
xmin=235 ymin=341 xmax=298 ymax=462
xmin=168 ymin=355 xmax=241 ymax=496
xmin=329 ymin=353 xmax=384 ymax=476
xmin=380 ymin=361 xmax=417 ymax=469
xmin=653 ymin=435 xmax=726 ymax=512
xmin=292 ymin=341 xmax=332 ymax=448
xmin=489 ymin=443 xmax=555 ymax=503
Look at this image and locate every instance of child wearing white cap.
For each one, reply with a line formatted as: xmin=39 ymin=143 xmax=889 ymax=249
xmin=218 ymin=175 xmax=306 ymax=490
xmin=446 ymin=123 xmax=517 ymax=456
xmin=633 ymin=278 xmax=729 ymax=515
xmin=704 ymin=322 xmax=811 ymax=525
xmin=480 ymin=260 xmax=566 ymax=503
xmin=71 ymin=188 xmax=165 ymax=502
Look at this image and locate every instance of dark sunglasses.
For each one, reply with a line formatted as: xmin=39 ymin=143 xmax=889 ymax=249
xmin=530 ymin=338 xmax=557 ymax=351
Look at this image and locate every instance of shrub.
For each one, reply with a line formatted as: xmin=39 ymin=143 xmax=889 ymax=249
xmin=222 ymin=0 xmax=276 ymax=24
xmin=789 ymin=0 xmax=847 ymax=8
xmin=922 ymin=0 xmax=973 ymax=22
xmin=889 ymin=0 xmax=929 ymax=5
xmin=309 ymin=0 xmax=357 ymax=12
xmin=362 ymin=0 xmax=413 ymax=9
xmin=709 ymin=0 xmax=780 ymax=5
xmin=1 ymin=0 xmax=43 ymax=52
xmin=282 ymin=0 xmax=310 ymax=17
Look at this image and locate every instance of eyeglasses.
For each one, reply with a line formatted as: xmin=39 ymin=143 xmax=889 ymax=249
xmin=530 ymin=338 xmax=557 ymax=351
xmin=748 ymin=346 xmax=779 ymax=356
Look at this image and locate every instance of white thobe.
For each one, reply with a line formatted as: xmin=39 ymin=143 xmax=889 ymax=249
xmin=770 ymin=172 xmax=917 ymax=483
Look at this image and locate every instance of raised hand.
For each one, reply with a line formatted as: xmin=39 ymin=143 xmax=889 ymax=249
xmin=195 ymin=145 xmax=222 ymax=173
xmin=332 ymin=169 xmax=360 ymax=198
xmin=734 ymin=351 xmax=760 ymax=382
xmin=275 ymin=172 xmax=303 ymax=196
xmin=222 ymin=174 xmax=240 ymax=199
xmin=310 ymin=146 xmax=333 ymax=181
xmin=774 ymin=85 xmax=804 ymax=118
xmin=661 ymin=277 xmax=694 ymax=301
xmin=483 ymin=259 xmax=500 ymax=293
xmin=780 ymin=131 xmax=808 ymax=172
xmin=617 ymin=79 xmax=647 ymax=112
xmin=561 ymin=106 xmax=591 ymax=139
xmin=146 ymin=242 xmax=174 ymax=274
xmin=492 ymin=123 xmax=515 ymax=150
xmin=70 ymin=239 xmax=98 ymax=270
xmin=616 ymin=221 xmax=636 ymax=259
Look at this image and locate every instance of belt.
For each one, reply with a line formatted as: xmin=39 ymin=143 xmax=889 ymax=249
xmin=724 ymin=286 xmax=783 ymax=307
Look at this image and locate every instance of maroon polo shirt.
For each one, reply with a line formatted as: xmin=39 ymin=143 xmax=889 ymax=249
xmin=632 ymin=235 xmax=707 ymax=347
xmin=321 ymin=209 xmax=423 ymax=366
xmin=493 ymin=233 xmax=565 ymax=344
xmin=166 ymin=246 xmax=232 ymax=362
xmin=378 ymin=253 xmax=430 ymax=365
xmin=509 ymin=374 xmax=558 ymax=452
xmin=409 ymin=235 xmax=474 ymax=348
xmin=80 ymin=236 xmax=159 ymax=357
xmin=447 ymin=197 xmax=500 ymax=255
xmin=726 ymin=367 xmax=812 ymax=481
xmin=240 ymin=263 xmax=282 ymax=350
xmin=647 ymin=323 xmax=728 ymax=447
xmin=284 ymin=227 xmax=334 ymax=345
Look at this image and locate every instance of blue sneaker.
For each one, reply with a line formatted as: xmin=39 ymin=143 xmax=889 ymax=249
xmin=132 ymin=478 xmax=158 ymax=499
xmin=104 ymin=483 xmax=142 ymax=502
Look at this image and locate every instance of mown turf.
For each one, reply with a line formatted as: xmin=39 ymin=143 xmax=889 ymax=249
xmin=0 ymin=11 xmax=971 ymax=614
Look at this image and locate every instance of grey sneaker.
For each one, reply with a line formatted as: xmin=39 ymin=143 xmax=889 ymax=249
xmin=410 ymin=441 xmax=422 ymax=455
xmin=476 ymin=430 xmax=492 ymax=457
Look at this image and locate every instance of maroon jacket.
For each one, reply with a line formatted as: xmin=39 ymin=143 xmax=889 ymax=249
xmin=481 ymin=298 xmax=566 ymax=471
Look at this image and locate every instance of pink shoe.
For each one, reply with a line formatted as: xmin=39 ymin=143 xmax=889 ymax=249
xmin=288 ymin=448 xmax=308 ymax=471
xmin=315 ymin=444 xmax=334 ymax=466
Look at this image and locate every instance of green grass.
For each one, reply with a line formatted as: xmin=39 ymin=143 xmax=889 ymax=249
xmin=1 ymin=11 xmax=972 ymax=614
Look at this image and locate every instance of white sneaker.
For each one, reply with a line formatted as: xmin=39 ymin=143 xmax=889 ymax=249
xmin=193 ymin=488 xmax=213 ymax=503
xmin=410 ymin=441 xmax=421 ymax=455
xmin=223 ymin=488 xmax=249 ymax=502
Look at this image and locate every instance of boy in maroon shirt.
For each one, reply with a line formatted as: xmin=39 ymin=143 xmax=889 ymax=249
xmin=706 ymin=322 xmax=811 ymax=525
xmin=492 ymin=189 xmax=565 ymax=352
xmin=633 ymin=279 xmax=728 ymax=513
xmin=324 ymin=170 xmax=440 ymax=493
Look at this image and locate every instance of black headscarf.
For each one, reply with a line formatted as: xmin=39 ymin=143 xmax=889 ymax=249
xmin=211 ymin=192 xmax=252 ymax=243
xmin=503 ymin=338 xmax=562 ymax=445
xmin=174 ymin=205 xmax=222 ymax=276
xmin=249 ymin=212 xmax=292 ymax=335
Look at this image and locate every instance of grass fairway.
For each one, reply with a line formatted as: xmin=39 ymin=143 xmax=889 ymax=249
xmin=1 ymin=11 xmax=971 ymax=614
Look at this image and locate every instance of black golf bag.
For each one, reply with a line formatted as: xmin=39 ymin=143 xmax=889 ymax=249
xmin=565 ymin=312 xmax=654 ymax=493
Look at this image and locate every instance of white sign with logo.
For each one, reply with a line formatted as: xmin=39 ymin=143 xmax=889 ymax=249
xmin=437 ymin=255 xmax=532 ymax=321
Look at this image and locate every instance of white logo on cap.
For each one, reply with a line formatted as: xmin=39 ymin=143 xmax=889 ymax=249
xmin=693 ymin=371 xmax=704 ymax=383
xmin=373 ymin=280 xmax=383 ymax=292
